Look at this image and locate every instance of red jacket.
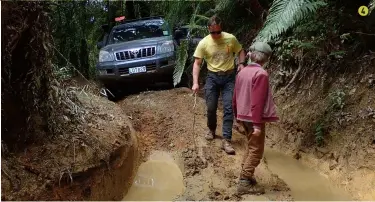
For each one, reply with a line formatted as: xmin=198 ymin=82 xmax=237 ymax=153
xmin=233 ymin=63 xmax=279 ymax=129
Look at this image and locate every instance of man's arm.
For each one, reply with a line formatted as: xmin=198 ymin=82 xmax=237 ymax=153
xmin=250 ymin=73 xmax=269 ymax=130
xmin=192 ymin=58 xmax=202 ymax=93
xmin=232 ymin=36 xmax=246 ymax=71
xmin=238 ymin=49 xmax=246 ymax=64
xmin=192 ymin=40 xmax=205 ymax=93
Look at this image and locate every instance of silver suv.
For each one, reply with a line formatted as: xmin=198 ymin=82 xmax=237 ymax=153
xmin=96 ymin=16 xmax=176 ymax=99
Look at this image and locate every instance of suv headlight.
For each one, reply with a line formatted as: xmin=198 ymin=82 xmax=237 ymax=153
xmin=158 ymin=40 xmax=174 ymax=54
xmin=99 ymin=50 xmax=114 ymax=62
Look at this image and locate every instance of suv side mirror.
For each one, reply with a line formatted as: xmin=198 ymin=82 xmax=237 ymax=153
xmin=97 ymin=41 xmax=103 ymax=49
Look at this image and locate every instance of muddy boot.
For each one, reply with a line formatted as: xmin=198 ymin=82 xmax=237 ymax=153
xmin=222 ymin=139 xmax=235 ymax=154
xmin=205 ymin=130 xmax=215 ymax=140
xmin=237 ymin=178 xmax=265 ymax=195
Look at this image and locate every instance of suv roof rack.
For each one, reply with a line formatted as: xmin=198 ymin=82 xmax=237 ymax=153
xmin=121 ymin=16 xmax=164 ymax=24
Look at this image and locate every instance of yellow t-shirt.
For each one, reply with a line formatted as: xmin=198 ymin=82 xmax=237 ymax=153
xmin=193 ymin=32 xmax=243 ymax=72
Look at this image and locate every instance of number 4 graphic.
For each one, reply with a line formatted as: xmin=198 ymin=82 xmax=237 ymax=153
xmin=358 ymin=6 xmax=369 ymax=16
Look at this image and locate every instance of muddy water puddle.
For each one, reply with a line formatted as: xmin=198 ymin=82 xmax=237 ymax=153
xmin=122 ymin=151 xmax=185 ymax=201
xmin=122 ymin=148 xmax=351 ymax=201
xmin=264 ymin=149 xmax=351 ymax=201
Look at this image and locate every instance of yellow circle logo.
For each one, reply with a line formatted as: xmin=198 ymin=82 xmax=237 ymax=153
xmin=358 ymin=6 xmax=369 ymax=16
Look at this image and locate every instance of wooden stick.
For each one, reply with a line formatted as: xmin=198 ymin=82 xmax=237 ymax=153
xmin=192 ymin=93 xmax=198 ymax=150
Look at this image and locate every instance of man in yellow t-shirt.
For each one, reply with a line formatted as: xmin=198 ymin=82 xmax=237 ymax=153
xmin=192 ymin=15 xmax=246 ymax=155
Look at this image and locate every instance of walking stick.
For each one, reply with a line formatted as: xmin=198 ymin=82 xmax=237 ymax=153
xmin=192 ymin=92 xmax=198 ymax=150
xmin=192 ymin=92 xmax=207 ymax=167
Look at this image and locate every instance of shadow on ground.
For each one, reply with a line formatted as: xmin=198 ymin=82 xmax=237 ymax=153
xmin=103 ymin=81 xmax=176 ymax=102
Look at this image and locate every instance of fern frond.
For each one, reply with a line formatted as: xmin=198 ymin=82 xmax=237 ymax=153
xmin=255 ymin=0 xmax=327 ymax=43
xmin=173 ymin=2 xmax=209 ymax=86
xmin=205 ymin=8 xmax=216 ymax=16
xmin=193 ymin=14 xmax=210 ymax=21
xmin=164 ymin=1 xmax=192 ymax=28
xmin=184 ymin=24 xmax=207 ymax=31
xmin=188 ymin=3 xmax=209 ymax=37
xmin=189 ymin=3 xmax=201 ymax=25
xmin=173 ymin=39 xmax=189 ymax=86
xmin=214 ymin=0 xmax=233 ymax=13
xmin=194 ymin=14 xmax=209 ymax=25
xmin=369 ymin=0 xmax=375 ymax=14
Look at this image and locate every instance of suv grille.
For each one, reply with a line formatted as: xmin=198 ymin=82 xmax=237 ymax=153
xmin=115 ymin=47 xmax=156 ymax=60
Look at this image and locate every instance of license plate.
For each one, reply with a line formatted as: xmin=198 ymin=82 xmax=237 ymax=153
xmin=129 ymin=66 xmax=146 ymax=74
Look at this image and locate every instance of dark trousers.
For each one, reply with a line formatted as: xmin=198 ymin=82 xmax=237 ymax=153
xmin=204 ymin=71 xmax=235 ymax=140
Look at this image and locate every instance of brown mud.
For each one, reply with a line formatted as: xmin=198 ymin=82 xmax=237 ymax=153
xmin=2 ymin=82 xmax=370 ymax=201
xmin=119 ymin=87 xmax=294 ymax=201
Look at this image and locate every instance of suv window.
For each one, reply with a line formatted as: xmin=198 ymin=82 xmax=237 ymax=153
xmin=108 ymin=19 xmax=170 ymax=44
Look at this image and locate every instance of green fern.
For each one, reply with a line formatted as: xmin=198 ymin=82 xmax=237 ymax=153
xmin=173 ymin=39 xmax=189 ymax=86
xmin=183 ymin=24 xmax=206 ymax=31
xmin=314 ymin=122 xmax=324 ymax=146
xmin=163 ymin=1 xmax=192 ymax=28
xmin=255 ymin=0 xmax=327 ymax=42
xmin=370 ymin=0 xmax=375 ymax=14
xmin=193 ymin=14 xmax=210 ymax=21
xmin=214 ymin=0 xmax=233 ymax=13
xmin=172 ymin=3 xmax=209 ymax=86
xmin=190 ymin=5 xmax=209 ymax=37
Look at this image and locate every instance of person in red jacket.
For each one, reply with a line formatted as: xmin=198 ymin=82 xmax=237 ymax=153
xmin=233 ymin=42 xmax=279 ymax=195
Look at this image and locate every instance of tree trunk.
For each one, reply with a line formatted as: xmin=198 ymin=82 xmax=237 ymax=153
xmin=80 ymin=39 xmax=90 ymax=78
xmin=79 ymin=0 xmax=90 ymax=78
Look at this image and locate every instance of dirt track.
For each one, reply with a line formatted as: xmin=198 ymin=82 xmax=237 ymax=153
xmin=119 ymin=87 xmax=293 ymax=201
xmin=1 ymin=84 xmax=361 ymax=201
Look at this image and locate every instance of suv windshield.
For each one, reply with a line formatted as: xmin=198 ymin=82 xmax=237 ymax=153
xmin=108 ymin=19 xmax=170 ymax=44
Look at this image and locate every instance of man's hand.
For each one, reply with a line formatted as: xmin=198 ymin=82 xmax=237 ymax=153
xmin=237 ymin=64 xmax=245 ymax=72
xmin=252 ymin=128 xmax=261 ymax=136
xmin=192 ymin=83 xmax=199 ymax=94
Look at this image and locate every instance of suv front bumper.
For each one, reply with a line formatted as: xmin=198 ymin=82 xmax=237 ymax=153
xmin=96 ymin=52 xmax=176 ymax=84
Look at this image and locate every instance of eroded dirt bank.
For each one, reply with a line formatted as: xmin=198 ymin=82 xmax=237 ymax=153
xmin=1 ymin=91 xmax=139 ymax=201
xmin=267 ymin=65 xmax=375 ymax=200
